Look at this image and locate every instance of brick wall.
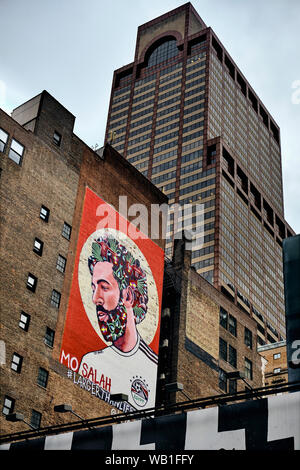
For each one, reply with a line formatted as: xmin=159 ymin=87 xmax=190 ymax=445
xmin=258 ymin=343 xmax=288 ymax=387
xmin=0 ymin=95 xmax=167 ymax=434
xmin=158 ymin=240 xmax=263 ymax=406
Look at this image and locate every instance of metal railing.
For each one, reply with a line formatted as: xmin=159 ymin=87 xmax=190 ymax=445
xmin=1 ymin=380 xmax=299 ymax=445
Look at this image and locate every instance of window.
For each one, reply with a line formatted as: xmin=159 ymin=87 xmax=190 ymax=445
xmin=62 ymin=222 xmax=72 ymax=240
xmin=0 ymin=128 xmax=9 ymax=152
xmin=220 ymin=338 xmax=237 ymax=369
xmin=220 ymin=308 xmax=237 ymax=337
xmin=56 ymin=254 xmax=66 ymax=273
xmin=244 ymin=327 xmax=253 ymax=349
xmin=228 ymin=314 xmax=237 ymax=336
xmin=51 ymin=289 xmax=61 ymax=308
xmin=33 ymin=238 xmax=44 ymax=256
xmin=228 ymin=345 xmax=237 ymax=368
xmin=267 ymin=333 xmax=276 ymax=343
xmin=219 ymin=368 xmax=227 ymax=392
xmin=8 ymin=138 xmax=24 ymax=164
xmin=273 ymin=353 xmax=281 ymax=360
xmin=27 ymin=273 xmax=37 ymax=292
xmin=147 ymin=39 xmax=179 ymax=67
xmin=30 ymin=410 xmax=41 ymax=429
xmin=40 ymin=205 xmax=50 ymax=222
xmin=11 ymin=353 xmax=23 ymax=373
xmin=219 ymin=337 xmax=227 ymax=361
xmin=19 ymin=311 xmax=30 ymax=331
xmin=245 ymin=358 xmax=253 ymax=380
xmin=53 ymin=131 xmax=62 ymax=146
xmin=219 ymin=307 xmax=228 ymax=329
xmin=37 ymin=367 xmax=48 ymax=388
xmin=2 ymin=396 xmax=15 ymax=415
xmin=229 ymin=379 xmax=237 ymax=394
xmin=45 ymin=327 xmax=55 ymax=348
xmin=273 ymin=368 xmax=281 ymax=374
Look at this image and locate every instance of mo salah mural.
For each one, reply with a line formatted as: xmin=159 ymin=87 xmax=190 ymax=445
xmin=60 ymin=187 xmax=164 ymax=411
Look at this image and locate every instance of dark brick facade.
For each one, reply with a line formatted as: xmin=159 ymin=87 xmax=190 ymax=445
xmin=0 ymin=91 xmax=167 ymax=434
xmin=157 ymin=238 xmax=262 ymax=406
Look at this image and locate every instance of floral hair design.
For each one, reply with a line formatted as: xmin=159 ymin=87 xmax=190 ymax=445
xmin=88 ymin=234 xmax=148 ymax=324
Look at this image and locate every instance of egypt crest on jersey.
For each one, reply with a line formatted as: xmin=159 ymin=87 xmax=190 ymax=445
xmin=79 ymin=334 xmax=158 ymax=410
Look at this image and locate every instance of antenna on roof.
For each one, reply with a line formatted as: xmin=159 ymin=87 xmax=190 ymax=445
xmin=108 ymin=130 xmax=116 ymax=144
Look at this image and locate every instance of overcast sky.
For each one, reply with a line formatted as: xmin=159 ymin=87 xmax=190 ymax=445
xmin=1 ymin=0 xmax=299 ymax=233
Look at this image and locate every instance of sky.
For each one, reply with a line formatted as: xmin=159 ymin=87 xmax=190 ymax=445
xmin=0 ymin=0 xmax=299 ymax=233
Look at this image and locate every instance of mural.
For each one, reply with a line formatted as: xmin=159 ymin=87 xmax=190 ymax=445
xmin=60 ymin=187 xmax=164 ymax=411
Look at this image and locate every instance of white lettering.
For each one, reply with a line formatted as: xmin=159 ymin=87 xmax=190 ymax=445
xmin=70 ymin=356 xmax=78 ymax=371
xmin=150 ymin=203 xmax=169 ymax=239
xmin=106 ymin=455 xmax=140 ymax=467
xmin=127 ymin=203 xmax=148 ymax=239
xmin=118 ymin=196 xmax=128 ymax=237
xmin=96 ymin=203 xmax=117 ymax=231
xmin=60 ymin=350 xmax=70 ymax=368
xmin=291 ymin=339 xmax=300 ymax=365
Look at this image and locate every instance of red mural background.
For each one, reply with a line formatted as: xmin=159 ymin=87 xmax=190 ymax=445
xmin=60 ymin=187 xmax=164 ymax=371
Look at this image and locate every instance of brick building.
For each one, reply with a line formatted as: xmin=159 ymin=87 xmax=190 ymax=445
xmin=0 ymin=2 xmax=297 ymax=439
xmin=157 ymin=237 xmax=262 ymax=406
xmin=0 ymin=91 xmax=167 ymax=433
xmin=258 ymin=341 xmax=288 ymax=388
xmin=0 ymin=90 xmax=266 ymax=437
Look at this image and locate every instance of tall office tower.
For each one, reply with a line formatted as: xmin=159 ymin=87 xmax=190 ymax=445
xmin=104 ymin=3 xmax=295 ymax=346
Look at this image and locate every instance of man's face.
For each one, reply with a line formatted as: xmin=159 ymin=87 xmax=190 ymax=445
xmin=91 ymin=261 xmax=127 ymax=342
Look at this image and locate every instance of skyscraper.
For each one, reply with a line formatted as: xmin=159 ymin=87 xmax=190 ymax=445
xmin=104 ymin=2 xmax=295 ymax=346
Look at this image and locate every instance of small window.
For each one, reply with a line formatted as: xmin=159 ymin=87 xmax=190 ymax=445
xmin=37 ymin=367 xmax=48 ymax=388
xmin=2 ymin=396 xmax=15 ymax=415
xmin=244 ymin=327 xmax=253 ymax=349
xmin=51 ymin=289 xmax=61 ymax=308
xmin=62 ymin=222 xmax=72 ymax=240
xmin=0 ymin=128 xmax=9 ymax=152
xmin=56 ymin=254 xmax=66 ymax=273
xmin=19 ymin=311 xmax=31 ymax=331
xmin=229 ymin=378 xmax=237 ymax=394
xmin=228 ymin=315 xmax=237 ymax=336
xmin=273 ymin=353 xmax=281 ymax=360
xmin=11 ymin=353 xmax=23 ymax=373
xmin=219 ymin=337 xmax=227 ymax=361
xmin=218 ymin=368 xmax=227 ymax=392
xmin=30 ymin=409 xmax=42 ymax=429
xmin=33 ymin=238 xmax=44 ymax=256
xmin=8 ymin=138 xmax=24 ymax=165
xmin=40 ymin=205 xmax=50 ymax=222
xmin=273 ymin=368 xmax=281 ymax=374
xmin=219 ymin=307 xmax=228 ymax=329
xmin=229 ymin=345 xmax=237 ymax=368
xmin=27 ymin=273 xmax=37 ymax=292
xmin=45 ymin=327 xmax=55 ymax=348
xmin=53 ymin=131 xmax=62 ymax=147
xmin=245 ymin=358 xmax=253 ymax=380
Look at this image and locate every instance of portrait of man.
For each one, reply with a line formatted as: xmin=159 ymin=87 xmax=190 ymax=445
xmin=60 ymin=189 xmax=163 ymax=412
xmin=78 ymin=233 xmax=158 ymax=410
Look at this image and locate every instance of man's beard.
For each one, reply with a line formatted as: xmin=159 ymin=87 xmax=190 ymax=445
xmin=96 ymin=300 xmax=127 ymax=343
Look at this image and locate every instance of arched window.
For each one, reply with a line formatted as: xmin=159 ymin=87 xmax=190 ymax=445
xmin=147 ymin=38 xmax=178 ymax=67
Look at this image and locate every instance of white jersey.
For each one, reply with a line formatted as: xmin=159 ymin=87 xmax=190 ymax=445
xmin=78 ymin=334 xmax=158 ymax=410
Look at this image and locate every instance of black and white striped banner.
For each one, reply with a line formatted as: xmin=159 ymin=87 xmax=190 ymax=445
xmin=1 ymin=392 xmax=299 ymax=450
